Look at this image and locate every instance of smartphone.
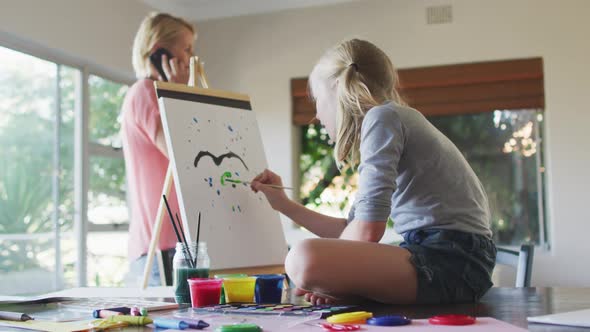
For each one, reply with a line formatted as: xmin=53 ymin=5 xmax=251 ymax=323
xmin=149 ymin=48 xmax=174 ymax=81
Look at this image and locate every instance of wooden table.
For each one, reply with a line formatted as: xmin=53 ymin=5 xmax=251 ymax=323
xmin=124 ymin=287 xmax=590 ymax=331
xmin=3 ymin=287 xmax=589 ymax=331
xmin=359 ymin=287 xmax=590 ymax=331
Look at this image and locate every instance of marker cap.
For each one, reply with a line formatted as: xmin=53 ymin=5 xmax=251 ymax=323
xmin=326 ymin=311 xmax=373 ymax=324
xmin=428 ymin=314 xmax=476 ymax=326
xmin=367 ymin=315 xmax=411 ymax=326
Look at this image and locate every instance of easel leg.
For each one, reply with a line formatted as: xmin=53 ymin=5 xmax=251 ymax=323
xmin=141 ymin=164 xmax=174 ymax=289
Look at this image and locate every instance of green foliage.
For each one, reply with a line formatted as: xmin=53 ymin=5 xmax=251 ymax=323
xmin=88 ymin=76 xmax=128 ymax=203
xmin=0 ymin=55 xmax=128 ymax=279
xmin=428 ymin=111 xmax=544 ymax=245
xmin=300 ymin=124 xmax=357 ymax=213
xmin=299 ymin=111 xmax=545 ymax=246
xmin=0 ymin=62 xmax=72 ymax=272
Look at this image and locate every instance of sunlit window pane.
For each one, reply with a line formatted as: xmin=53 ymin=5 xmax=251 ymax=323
xmin=88 ymin=156 xmax=128 ymax=225
xmin=88 ymin=75 xmax=128 ymax=148
xmin=87 ymin=232 xmax=128 ymax=287
xmin=428 ymin=109 xmax=547 ymax=245
xmin=0 ymin=46 xmax=77 ymax=294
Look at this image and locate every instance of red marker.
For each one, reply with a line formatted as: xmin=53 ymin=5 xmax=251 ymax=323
xmin=428 ymin=314 xmax=476 ymax=326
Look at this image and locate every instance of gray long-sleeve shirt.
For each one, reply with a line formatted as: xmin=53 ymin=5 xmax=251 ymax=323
xmin=347 ymin=102 xmax=492 ymax=238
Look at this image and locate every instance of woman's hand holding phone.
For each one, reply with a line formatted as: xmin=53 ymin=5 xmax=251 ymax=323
xmin=149 ymin=48 xmax=190 ymax=84
xmin=160 ymin=53 xmax=190 ymax=84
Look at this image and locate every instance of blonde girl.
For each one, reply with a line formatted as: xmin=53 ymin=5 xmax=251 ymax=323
xmin=251 ymin=39 xmax=495 ymax=304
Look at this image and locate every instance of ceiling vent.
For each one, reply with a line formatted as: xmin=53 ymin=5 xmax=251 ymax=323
xmin=426 ymin=5 xmax=453 ymax=24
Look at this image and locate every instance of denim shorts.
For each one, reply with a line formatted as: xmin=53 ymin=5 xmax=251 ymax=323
xmin=400 ymin=229 xmax=497 ymax=304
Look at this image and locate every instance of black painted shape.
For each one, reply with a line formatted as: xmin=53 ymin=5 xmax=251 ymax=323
xmin=194 ymin=151 xmax=249 ymax=170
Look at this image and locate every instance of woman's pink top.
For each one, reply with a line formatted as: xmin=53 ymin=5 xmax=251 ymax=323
xmin=121 ymin=78 xmax=179 ymax=260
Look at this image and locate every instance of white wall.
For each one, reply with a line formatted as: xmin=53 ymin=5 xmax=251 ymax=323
xmin=1 ymin=0 xmax=588 ymax=287
xmin=195 ymin=0 xmax=590 ymax=286
xmin=0 ymin=0 xmax=154 ymax=75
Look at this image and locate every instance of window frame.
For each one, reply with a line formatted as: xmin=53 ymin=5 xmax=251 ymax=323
xmin=1 ymin=30 xmax=135 ymax=288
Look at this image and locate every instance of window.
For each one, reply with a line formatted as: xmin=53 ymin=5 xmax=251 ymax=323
xmin=298 ymin=111 xmax=547 ymax=247
xmin=87 ymin=76 xmax=129 ymax=287
xmin=0 ymin=36 xmax=133 ymax=293
xmin=427 ymin=109 xmax=546 ymax=245
xmin=0 ymin=46 xmax=77 ymax=294
xmin=299 ymin=124 xmax=400 ymax=244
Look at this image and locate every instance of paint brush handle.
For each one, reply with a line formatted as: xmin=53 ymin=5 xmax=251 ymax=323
xmin=243 ymin=181 xmax=292 ymax=190
xmin=264 ymin=184 xmax=293 ymax=190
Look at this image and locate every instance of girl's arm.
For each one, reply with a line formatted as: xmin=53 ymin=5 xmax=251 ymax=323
xmin=339 ymin=220 xmax=386 ymax=242
xmin=280 ymin=200 xmax=347 ymax=238
xmin=251 ymin=169 xmax=347 ymax=238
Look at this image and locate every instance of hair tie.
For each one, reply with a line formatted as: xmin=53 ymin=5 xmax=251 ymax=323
xmin=349 ymin=63 xmax=359 ymax=71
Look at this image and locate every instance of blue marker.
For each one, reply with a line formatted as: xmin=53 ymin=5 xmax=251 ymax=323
xmin=153 ymin=318 xmax=190 ymax=330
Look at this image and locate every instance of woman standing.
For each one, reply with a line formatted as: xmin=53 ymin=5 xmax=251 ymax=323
xmin=121 ymin=12 xmax=196 ymax=286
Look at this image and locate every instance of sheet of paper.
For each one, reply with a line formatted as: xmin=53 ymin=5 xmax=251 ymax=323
xmin=169 ymin=310 xmax=527 ymax=332
xmin=0 ymin=319 xmax=94 ymax=332
xmin=0 ymin=287 xmax=173 ymax=304
xmin=528 ymin=308 xmax=590 ymax=328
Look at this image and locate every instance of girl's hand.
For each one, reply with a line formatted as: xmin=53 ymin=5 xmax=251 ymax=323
xmin=250 ymin=169 xmax=290 ymax=212
xmin=161 ymin=54 xmax=190 ymax=84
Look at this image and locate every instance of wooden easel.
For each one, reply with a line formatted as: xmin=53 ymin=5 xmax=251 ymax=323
xmin=141 ymin=57 xmax=284 ymax=289
xmin=141 ymin=56 xmax=209 ymax=289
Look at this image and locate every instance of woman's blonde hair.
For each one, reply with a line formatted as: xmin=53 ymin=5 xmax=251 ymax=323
xmin=309 ymin=39 xmax=405 ymax=169
xmin=132 ymin=12 xmax=195 ymax=79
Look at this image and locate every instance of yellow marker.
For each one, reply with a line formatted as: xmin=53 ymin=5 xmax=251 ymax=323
xmin=327 ymin=311 xmax=373 ymax=324
xmin=105 ymin=315 xmax=153 ymax=326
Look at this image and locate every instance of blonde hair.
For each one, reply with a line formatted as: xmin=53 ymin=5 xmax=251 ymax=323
xmin=132 ymin=12 xmax=195 ymax=79
xmin=309 ymin=39 xmax=405 ymax=169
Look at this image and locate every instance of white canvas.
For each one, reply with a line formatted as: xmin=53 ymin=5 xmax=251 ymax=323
xmin=158 ymin=96 xmax=288 ymax=269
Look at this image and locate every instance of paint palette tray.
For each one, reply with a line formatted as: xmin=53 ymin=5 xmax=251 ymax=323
xmin=193 ymin=303 xmax=358 ymax=318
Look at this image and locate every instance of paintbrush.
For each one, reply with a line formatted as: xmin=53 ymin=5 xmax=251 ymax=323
xmin=163 ymin=195 xmax=194 ymax=268
xmin=193 ymin=212 xmax=201 ymax=268
xmin=176 ymin=213 xmax=194 ymax=267
xmin=224 ymin=179 xmax=293 ymax=190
